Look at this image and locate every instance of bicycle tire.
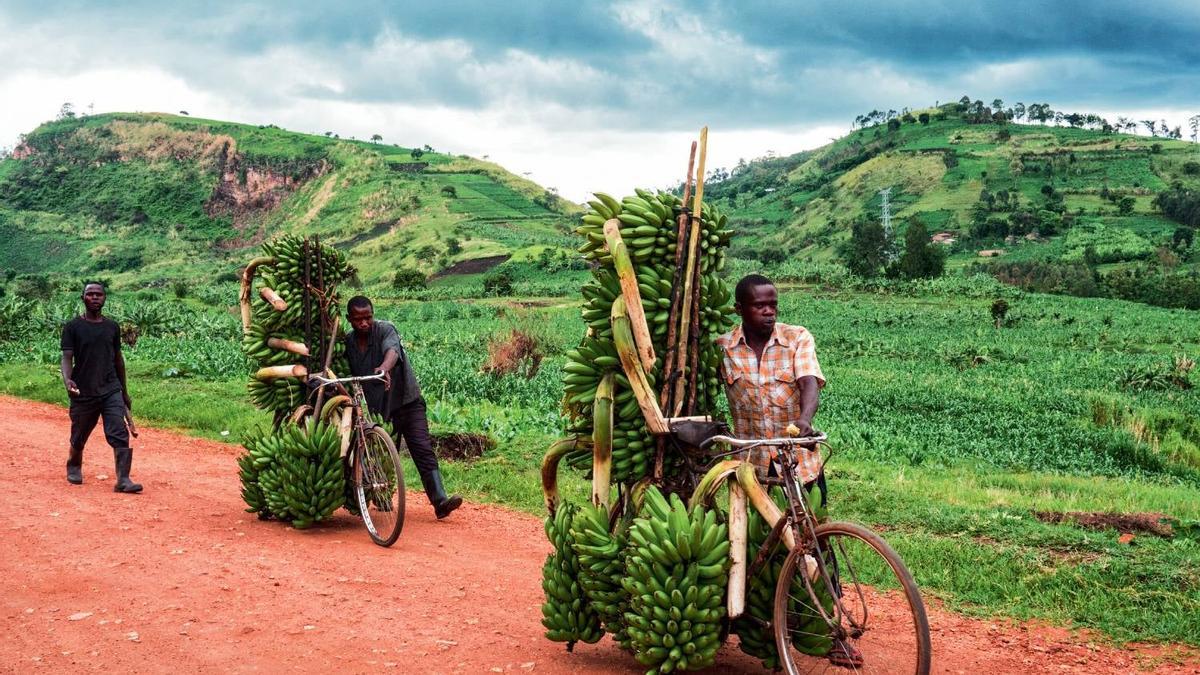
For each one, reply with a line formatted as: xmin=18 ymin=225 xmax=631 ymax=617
xmin=774 ymin=521 xmax=931 ymax=675
xmin=354 ymin=424 xmax=406 ymax=547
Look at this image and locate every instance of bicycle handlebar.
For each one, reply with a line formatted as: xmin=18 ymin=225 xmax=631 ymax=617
xmin=698 ymin=431 xmax=827 ymax=452
xmin=307 ymin=372 xmax=386 ymax=387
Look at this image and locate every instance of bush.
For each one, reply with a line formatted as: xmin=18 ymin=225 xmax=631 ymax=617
xmin=391 ymin=268 xmax=427 ymax=291
xmin=15 ymin=275 xmax=53 ymax=300
xmin=482 ymin=269 xmax=514 ymax=296
xmin=172 ymin=280 xmax=189 ymax=299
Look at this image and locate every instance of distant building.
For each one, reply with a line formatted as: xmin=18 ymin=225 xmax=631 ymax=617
xmin=978 ymin=249 xmax=1005 ymax=257
xmin=931 ymin=232 xmax=957 ymax=245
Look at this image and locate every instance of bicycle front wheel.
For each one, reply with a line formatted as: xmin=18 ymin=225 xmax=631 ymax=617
xmin=774 ymin=521 xmax=930 ymax=674
xmin=354 ymin=425 xmax=406 ymax=547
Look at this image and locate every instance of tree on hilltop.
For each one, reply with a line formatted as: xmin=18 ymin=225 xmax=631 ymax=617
xmin=371 ymin=134 xmax=382 ymax=144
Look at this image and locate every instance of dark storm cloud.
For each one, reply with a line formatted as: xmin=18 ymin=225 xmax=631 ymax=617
xmin=3 ymin=0 xmax=1197 ymax=130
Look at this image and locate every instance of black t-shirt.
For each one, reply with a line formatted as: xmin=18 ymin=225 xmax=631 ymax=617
xmin=60 ymin=316 xmax=123 ymax=398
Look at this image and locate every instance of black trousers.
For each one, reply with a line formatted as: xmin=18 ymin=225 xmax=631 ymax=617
xmin=69 ymin=389 xmax=129 ymax=453
xmin=389 ymin=397 xmax=439 ymax=477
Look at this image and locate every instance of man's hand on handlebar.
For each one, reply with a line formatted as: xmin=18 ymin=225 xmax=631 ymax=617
xmin=374 ymin=366 xmax=392 ymax=391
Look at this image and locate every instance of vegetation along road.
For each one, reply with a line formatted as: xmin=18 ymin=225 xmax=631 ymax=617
xmin=1 ymin=396 xmax=1197 ymax=673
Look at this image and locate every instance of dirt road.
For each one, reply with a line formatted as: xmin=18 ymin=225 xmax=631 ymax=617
xmin=1 ymin=396 xmax=1196 ymax=673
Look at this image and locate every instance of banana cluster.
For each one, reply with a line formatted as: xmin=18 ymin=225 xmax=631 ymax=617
xmin=570 ymin=503 xmax=633 ymax=650
xmin=542 ymin=502 xmax=605 ymax=648
xmin=561 ymin=190 xmax=735 ymax=483
xmin=241 ymin=234 xmax=354 ymax=415
xmin=237 ymin=419 xmax=346 ymax=529
xmin=732 ymin=490 xmax=833 ymax=666
xmin=622 ymin=488 xmax=729 ymax=673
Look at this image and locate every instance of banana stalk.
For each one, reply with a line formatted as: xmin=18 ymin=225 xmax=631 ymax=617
xmin=602 ymin=218 xmax=656 ymax=373
xmin=591 ymin=372 xmax=615 ymax=509
xmin=254 ymin=364 xmax=308 ymax=381
xmin=728 ymin=481 xmax=748 ymax=619
xmin=735 ymin=461 xmax=795 ymax=550
xmin=259 ymin=286 xmax=287 ymax=312
xmin=268 ymin=336 xmax=310 ymax=356
xmin=288 ymin=404 xmax=313 ymax=426
xmin=542 ymin=437 xmax=587 ymax=515
xmin=319 ymin=395 xmax=350 ymax=420
xmin=239 ymin=256 xmax=275 ymax=333
xmin=611 ymin=297 xmax=667 ymax=435
xmin=338 ymin=406 xmax=353 ymax=457
xmin=688 ymin=459 xmax=744 ymax=506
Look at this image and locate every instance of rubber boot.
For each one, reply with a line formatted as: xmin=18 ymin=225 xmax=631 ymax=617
xmin=66 ymin=445 xmax=84 ymax=485
xmin=113 ymin=447 xmax=143 ymax=493
xmin=420 ymin=469 xmax=461 ymax=519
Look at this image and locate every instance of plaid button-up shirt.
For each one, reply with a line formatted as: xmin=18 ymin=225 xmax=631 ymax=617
xmin=716 ymin=323 xmax=826 ymax=484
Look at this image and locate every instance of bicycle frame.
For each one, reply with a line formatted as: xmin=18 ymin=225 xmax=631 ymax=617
xmin=307 ymin=372 xmax=383 ymax=462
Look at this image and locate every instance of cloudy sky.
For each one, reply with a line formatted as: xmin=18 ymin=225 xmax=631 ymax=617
xmin=1 ymin=0 xmax=1198 ymax=201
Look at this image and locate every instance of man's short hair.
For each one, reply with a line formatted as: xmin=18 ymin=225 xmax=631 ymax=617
xmin=346 ymin=296 xmax=373 ymax=313
xmin=734 ymin=274 xmax=774 ymax=305
xmin=82 ymin=280 xmax=105 ymax=292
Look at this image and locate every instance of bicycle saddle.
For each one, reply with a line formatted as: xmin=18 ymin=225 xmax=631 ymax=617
xmin=669 ymin=418 xmax=729 ymax=450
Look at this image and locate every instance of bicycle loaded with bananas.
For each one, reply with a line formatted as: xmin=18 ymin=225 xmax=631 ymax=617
xmin=234 ymin=235 xmax=406 ymax=546
xmin=540 ymin=131 xmax=931 ymax=673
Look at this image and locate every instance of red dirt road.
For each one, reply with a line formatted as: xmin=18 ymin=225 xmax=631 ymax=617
xmin=2 ymin=396 xmax=1197 ymax=674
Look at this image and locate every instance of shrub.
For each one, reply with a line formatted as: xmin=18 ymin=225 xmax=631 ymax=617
xmin=482 ymin=269 xmax=514 ymax=296
xmin=172 ymin=280 xmax=189 ymax=299
xmin=391 ymin=268 xmax=427 ymax=291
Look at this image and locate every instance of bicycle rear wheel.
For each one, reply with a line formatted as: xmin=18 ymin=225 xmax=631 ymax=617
xmin=774 ymin=521 xmax=930 ymax=674
xmin=354 ymin=425 xmax=406 ymax=547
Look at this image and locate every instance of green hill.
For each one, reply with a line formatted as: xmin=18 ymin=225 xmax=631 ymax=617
xmin=0 ymin=112 xmax=578 ymax=286
xmin=705 ymin=105 xmax=1200 ymax=272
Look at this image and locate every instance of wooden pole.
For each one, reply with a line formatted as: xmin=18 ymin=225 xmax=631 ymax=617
xmin=672 ymin=127 xmax=708 ymax=414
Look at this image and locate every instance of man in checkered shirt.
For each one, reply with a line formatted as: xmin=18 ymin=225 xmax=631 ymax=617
xmin=716 ymin=274 xmax=827 ymax=504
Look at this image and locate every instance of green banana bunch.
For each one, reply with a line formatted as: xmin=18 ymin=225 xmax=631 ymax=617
xmin=542 ymin=502 xmax=605 ymax=648
xmin=732 ymin=489 xmax=833 ymax=667
xmin=570 ymin=503 xmax=632 ymax=649
xmin=239 ymin=419 xmax=346 ymax=529
xmin=622 ymin=488 xmax=729 ymax=673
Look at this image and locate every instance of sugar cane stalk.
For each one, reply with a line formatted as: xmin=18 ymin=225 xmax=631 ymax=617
xmin=603 ymin=219 xmax=656 ymax=372
xmin=591 ymin=372 xmax=615 ymax=509
xmin=239 ymin=256 xmax=275 ymax=333
xmin=672 ymin=127 xmax=708 ymax=415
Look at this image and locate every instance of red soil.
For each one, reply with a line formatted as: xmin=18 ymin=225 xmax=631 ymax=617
xmin=1 ymin=396 xmax=1196 ymax=673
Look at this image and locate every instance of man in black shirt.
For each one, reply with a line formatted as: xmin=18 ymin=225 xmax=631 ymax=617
xmin=344 ymin=296 xmax=461 ymax=519
xmin=60 ymin=282 xmax=142 ymax=493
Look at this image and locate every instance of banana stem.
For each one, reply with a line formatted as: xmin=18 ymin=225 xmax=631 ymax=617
xmin=542 ymin=437 xmax=582 ymax=516
xmin=338 ymin=407 xmax=353 ymax=457
xmin=611 ymin=297 xmax=667 ymax=435
xmin=728 ymin=480 xmax=748 ymax=619
xmin=267 ymin=337 xmax=310 ymax=356
xmin=319 ymin=395 xmax=350 ymax=421
xmin=688 ymin=459 xmax=744 ymax=506
xmin=672 ymin=127 xmax=708 ymax=415
xmin=288 ymin=404 xmax=313 ymax=426
xmin=239 ymin=256 xmax=275 ymax=333
xmin=258 ymin=286 xmax=288 ymax=312
xmin=591 ymin=372 xmax=615 ymax=509
xmin=253 ymin=364 xmax=308 ymax=381
xmin=735 ymin=462 xmax=796 ymax=550
xmin=603 ymin=218 xmax=656 ymax=373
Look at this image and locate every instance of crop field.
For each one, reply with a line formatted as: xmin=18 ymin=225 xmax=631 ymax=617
xmin=1 ymin=269 xmax=1197 ymax=645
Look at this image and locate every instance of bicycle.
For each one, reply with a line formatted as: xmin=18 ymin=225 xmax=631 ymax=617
xmin=307 ymin=372 xmax=406 ymax=547
xmin=677 ymin=421 xmax=931 ymax=674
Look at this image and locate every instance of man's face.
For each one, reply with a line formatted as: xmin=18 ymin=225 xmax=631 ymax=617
xmin=348 ymin=305 xmax=374 ymax=335
xmin=82 ymin=284 xmax=106 ymax=313
xmin=736 ymin=283 xmax=777 ymax=336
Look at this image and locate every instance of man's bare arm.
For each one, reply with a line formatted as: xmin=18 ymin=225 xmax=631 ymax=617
xmin=795 ymin=375 xmax=820 ymax=435
xmin=61 ymin=351 xmax=79 ymax=395
xmin=376 ymin=348 xmax=399 ymax=390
